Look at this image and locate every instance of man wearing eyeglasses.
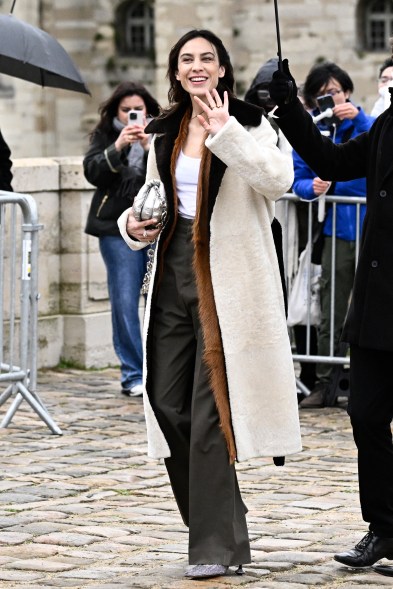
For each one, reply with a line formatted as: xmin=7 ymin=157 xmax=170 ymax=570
xmin=371 ymin=57 xmax=393 ymax=118
xmin=291 ymin=62 xmax=374 ymax=409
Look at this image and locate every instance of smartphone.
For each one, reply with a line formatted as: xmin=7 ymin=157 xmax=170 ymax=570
xmin=316 ymin=94 xmax=335 ymax=112
xmin=128 ymin=109 xmax=144 ymax=126
xmin=316 ymin=94 xmax=339 ymax=125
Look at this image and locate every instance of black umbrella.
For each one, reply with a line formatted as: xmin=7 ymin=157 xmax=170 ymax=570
xmin=0 ymin=11 xmax=90 ymax=95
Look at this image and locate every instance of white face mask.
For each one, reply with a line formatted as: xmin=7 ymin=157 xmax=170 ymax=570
xmin=379 ymin=84 xmax=390 ymax=98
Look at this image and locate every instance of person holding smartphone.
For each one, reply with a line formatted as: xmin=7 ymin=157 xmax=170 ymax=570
xmin=84 ymin=82 xmax=160 ymax=397
xmin=291 ymin=62 xmax=374 ymax=408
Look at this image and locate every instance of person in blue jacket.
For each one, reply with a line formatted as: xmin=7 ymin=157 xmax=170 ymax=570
xmin=292 ymin=62 xmax=374 ymax=408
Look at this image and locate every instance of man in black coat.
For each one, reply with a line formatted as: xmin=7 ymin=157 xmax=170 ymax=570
xmin=269 ymin=54 xmax=393 ymax=576
xmin=0 ymin=129 xmax=13 ymax=192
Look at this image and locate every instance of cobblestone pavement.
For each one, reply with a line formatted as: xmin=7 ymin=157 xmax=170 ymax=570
xmin=0 ymin=368 xmax=392 ymax=589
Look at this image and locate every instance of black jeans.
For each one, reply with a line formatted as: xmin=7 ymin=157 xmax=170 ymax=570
xmin=348 ymin=344 xmax=393 ymax=537
xmin=149 ymin=216 xmax=251 ymax=566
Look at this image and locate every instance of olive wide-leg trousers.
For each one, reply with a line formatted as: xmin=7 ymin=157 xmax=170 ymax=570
xmin=149 ymin=217 xmax=251 ymax=566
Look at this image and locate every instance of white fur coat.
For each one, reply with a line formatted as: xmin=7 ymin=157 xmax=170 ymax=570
xmin=118 ymin=112 xmax=302 ymax=462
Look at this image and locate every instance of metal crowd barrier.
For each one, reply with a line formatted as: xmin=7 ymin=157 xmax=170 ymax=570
xmin=277 ymin=193 xmax=366 ymax=405
xmin=0 ymin=190 xmax=62 ymax=434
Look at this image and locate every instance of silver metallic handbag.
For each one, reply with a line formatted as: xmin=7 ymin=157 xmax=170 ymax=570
xmin=132 ymin=179 xmax=167 ymax=295
xmin=132 ymin=179 xmax=167 ymax=226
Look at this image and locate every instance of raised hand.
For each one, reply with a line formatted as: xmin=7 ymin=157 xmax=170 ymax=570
xmin=268 ymin=59 xmax=298 ymax=108
xmin=193 ymin=89 xmax=230 ymax=135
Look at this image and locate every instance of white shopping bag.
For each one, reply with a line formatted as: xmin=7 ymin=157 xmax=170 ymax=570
xmin=287 ymin=243 xmax=321 ymax=327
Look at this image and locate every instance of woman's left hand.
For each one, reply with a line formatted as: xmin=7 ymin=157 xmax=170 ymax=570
xmin=194 ymin=89 xmax=230 ymax=135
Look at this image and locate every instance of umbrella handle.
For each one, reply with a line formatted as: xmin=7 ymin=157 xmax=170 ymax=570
xmin=273 ymin=0 xmax=283 ymax=71
xmin=10 ymin=0 xmax=17 ymax=14
xmin=273 ymin=0 xmax=294 ymax=103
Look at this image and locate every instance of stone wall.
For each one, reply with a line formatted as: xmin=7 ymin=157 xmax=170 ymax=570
xmin=10 ymin=156 xmax=134 ymax=370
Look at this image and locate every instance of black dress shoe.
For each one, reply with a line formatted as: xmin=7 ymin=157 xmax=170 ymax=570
xmin=374 ymin=564 xmax=393 ymax=577
xmin=334 ymin=531 xmax=393 ymax=567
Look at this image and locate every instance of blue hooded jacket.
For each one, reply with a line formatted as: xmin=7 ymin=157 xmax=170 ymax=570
xmin=292 ymin=105 xmax=374 ymax=241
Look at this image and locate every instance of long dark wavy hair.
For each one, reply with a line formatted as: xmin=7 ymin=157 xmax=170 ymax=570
xmin=92 ymin=81 xmax=161 ymax=137
xmin=162 ymin=29 xmax=235 ymax=116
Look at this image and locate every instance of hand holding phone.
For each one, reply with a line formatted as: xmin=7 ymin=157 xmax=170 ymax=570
xmin=128 ymin=109 xmax=144 ymax=127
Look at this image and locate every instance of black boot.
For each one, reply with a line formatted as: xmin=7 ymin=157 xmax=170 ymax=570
xmin=334 ymin=531 xmax=393 ymax=567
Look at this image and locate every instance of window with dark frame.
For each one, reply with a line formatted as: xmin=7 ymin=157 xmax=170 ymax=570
xmin=116 ymin=0 xmax=154 ymax=57
xmin=366 ymin=0 xmax=393 ymax=50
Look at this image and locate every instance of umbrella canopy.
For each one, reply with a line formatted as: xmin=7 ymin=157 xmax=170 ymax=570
xmin=0 ymin=13 xmax=90 ymax=95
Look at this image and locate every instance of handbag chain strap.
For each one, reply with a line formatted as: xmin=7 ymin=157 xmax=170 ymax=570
xmin=141 ymin=187 xmax=167 ymax=295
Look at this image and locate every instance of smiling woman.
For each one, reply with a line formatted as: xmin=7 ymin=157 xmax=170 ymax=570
xmin=175 ymin=40 xmax=225 ymax=98
xmin=117 ymin=29 xmax=301 ymax=580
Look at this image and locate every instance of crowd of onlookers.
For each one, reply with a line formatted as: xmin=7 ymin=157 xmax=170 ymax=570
xmin=244 ymin=56 xmax=393 ymax=408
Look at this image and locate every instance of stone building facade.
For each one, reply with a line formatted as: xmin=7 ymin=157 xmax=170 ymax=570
xmin=0 ymin=0 xmax=391 ymax=159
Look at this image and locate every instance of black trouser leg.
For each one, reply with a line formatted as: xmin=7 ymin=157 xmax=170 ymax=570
xmin=188 ymin=330 xmax=250 ymax=565
xmin=149 ymin=217 xmax=250 ymax=565
xmin=149 ymin=220 xmax=196 ymax=526
xmin=348 ymin=345 xmax=393 ymax=537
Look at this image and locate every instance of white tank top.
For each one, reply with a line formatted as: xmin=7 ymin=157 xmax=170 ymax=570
xmin=176 ymin=150 xmax=201 ymax=219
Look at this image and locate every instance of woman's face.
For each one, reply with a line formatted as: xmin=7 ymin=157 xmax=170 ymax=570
xmin=175 ymin=36 xmax=225 ymax=99
xmin=317 ymin=77 xmax=349 ymax=106
xmin=117 ymin=95 xmax=146 ymax=126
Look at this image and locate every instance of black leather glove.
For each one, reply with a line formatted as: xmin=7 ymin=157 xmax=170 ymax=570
xmin=268 ymin=59 xmax=297 ymax=108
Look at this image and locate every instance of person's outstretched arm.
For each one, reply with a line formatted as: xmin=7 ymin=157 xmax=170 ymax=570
xmin=269 ymin=60 xmax=369 ymax=182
